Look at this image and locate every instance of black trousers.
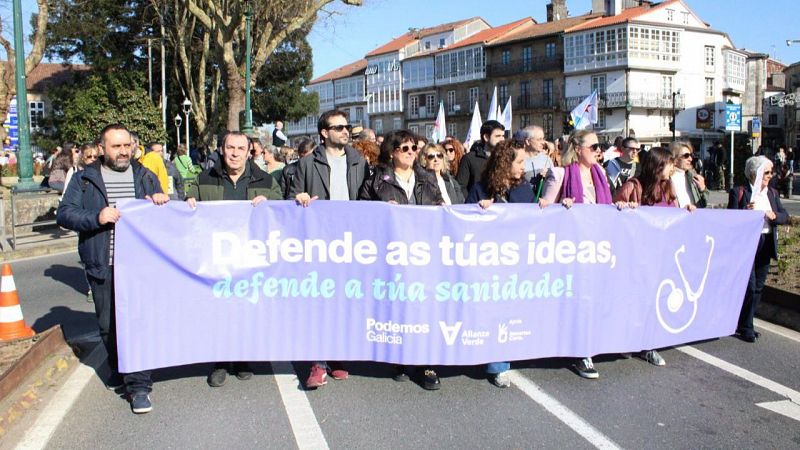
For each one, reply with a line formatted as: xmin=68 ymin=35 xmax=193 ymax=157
xmin=737 ymin=234 xmax=774 ymax=337
xmin=88 ymin=272 xmax=152 ymax=394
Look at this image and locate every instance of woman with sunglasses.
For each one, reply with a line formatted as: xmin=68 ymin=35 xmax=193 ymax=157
xmin=358 ymin=130 xmax=444 ymax=390
xmin=464 ymin=139 xmax=534 ymax=388
xmin=443 ymin=137 xmax=465 ymax=177
xmin=419 ymin=143 xmax=464 ymax=205
xmin=728 ymin=156 xmax=788 ymax=342
xmin=62 ymin=144 xmax=99 ymax=201
xmin=669 ymin=141 xmax=707 ymax=208
xmin=539 ymin=130 xmax=616 ymax=380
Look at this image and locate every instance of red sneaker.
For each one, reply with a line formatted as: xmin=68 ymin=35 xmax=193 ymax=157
xmin=327 ymin=361 xmax=349 ymax=380
xmin=305 ymin=363 xmax=328 ymax=388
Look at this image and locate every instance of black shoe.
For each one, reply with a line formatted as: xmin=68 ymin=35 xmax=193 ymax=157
xmin=130 ymin=393 xmax=152 ymax=414
xmin=392 ymin=365 xmax=410 ymax=382
xmin=105 ymin=373 xmax=124 ymax=391
xmin=234 ymin=362 xmax=253 ymax=380
xmin=208 ymin=368 xmax=228 ymax=387
xmin=421 ymin=368 xmax=441 ymax=391
xmin=738 ymin=333 xmax=757 ymax=343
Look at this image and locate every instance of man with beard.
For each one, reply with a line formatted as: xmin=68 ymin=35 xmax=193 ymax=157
xmin=57 ymin=124 xmax=169 ymax=414
xmin=456 ymin=120 xmax=505 ymax=196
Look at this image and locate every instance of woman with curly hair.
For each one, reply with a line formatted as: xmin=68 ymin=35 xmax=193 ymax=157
xmin=352 ymin=139 xmax=380 ymax=175
xmin=463 ymin=139 xmax=533 ymax=388
xmin=443 ymin=137 xmax=465 ymax=177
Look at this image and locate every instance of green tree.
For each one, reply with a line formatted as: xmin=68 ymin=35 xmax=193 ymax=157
xmin=47 ymin=72 xmax=166 ymax=144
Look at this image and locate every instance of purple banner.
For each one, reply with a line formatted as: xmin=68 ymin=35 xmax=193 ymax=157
xmin=115 ymin=200 xmax=764 ymax=373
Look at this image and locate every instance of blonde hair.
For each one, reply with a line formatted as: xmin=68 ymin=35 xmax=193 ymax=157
xmin=562 ymin=130 xmax=596 ymax=165
xmin=419 ymin=143 xmax=449 ymax=174
xmin=668 ymin=141 xmax=693 ymax=159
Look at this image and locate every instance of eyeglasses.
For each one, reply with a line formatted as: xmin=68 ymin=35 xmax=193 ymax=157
xmin=624 ymin=146 xmax=640 ymax=152
xmin=396 ymin=144 xmax=418 ymax=153
xmin=326 ymin=124 xmax=352 ymax=132
xmin=763 ymin=170 xmax=773 ymax=175
xmin=444 ymin=147 xmax=455 ymax=153
xmin=679 ymin=153 xmax=692 ymax=160
xmin=426 ymin=153 xmax=444 ymax=160
xmin=583 ymin=143 xmax=602 ymax=152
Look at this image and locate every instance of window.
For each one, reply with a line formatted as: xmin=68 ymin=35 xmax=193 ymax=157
xmin=661 ymin=75 xmax=673 ymax=99
xmin=439 ymin=38 xmax=446 ymax=48
xmin=29 ymin=101 xmax=45 ymax=129
xmin=469 ymin=87 xmax=479 ymax=110
xmin=704 ymin=46 xmax=715 ymax=71
xmin=425 ymin=41 xmax=431 ymax=50
xmin=705 ymin=77 xmax=715 ymax=98
xmin=499 ymin=84 xmax=509 ymax=105
xmin=355 ymin=107 xmax=364 ymax=122
xmin=393 ymin=117 xmax=402 ymax=131
xmin=410 ymin=96 xmax=419 ymax=115
xmin=769 ymin=114 xmax=778 ymax=126
xmin=520 ymin=114 xmax=530 ymax=128
xmin=409 ymin=125 xmax=419 ymax=134
xmin=543 ymin=79 xmax=554 ymax=107
xmin=596 ymin=110 xmax=606 ymax=129
xmin=448 ymin=122 xmax=457 ymax=137
xmin=666 ymin=9 xmax=674 ymax=21
xmin=545 ymin=43 xmax=556 ymax=58
xmin=523 ymin=47 xmax=532 ymax=71
xmin=591 ymin=75 xmax=607 ymax=96
xmin=425 ymin=124 xmax=434 ymax=140
xmin=520 ymin=81 xmax=531 ymax=107
xmin=375 ymin=119 xmax=383 ymax=134
xmin=543 ymin=113 xmax=553 ymax=140
xmin=502 ymin=50 xmax=511 ymax=65
xmin=447 ymin=90 xmax=456 ymax=113
xmin=425 ymin=94 xmax=435 ymax=115
xmin=682 ymin=12 xmax=690 ymax=24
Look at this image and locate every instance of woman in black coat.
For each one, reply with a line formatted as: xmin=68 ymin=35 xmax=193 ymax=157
xmin=418 ymin=143 xmax=465 ymax=205
xmin=358 ymin=129 xmax=444 ymax=391
xmin=728 ymin=155 xmax=789 ymax=342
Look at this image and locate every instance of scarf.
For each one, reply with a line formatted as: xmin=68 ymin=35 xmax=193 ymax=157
xmin=562 ymin=162 xmax=612 ymax=204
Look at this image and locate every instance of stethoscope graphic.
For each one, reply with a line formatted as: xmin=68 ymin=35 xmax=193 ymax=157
xmin=655 ymin=235 xmax=715 ymax=334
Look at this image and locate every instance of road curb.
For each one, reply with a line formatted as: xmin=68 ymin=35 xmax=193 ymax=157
xmin=0 ymin=240 xmax=77 ymax=263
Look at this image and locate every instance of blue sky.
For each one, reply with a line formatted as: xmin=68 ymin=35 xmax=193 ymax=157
xmin=308 ymin=0 xmax=800 ymax=78
xmin=6 ymin=0 xmax=799 ymax=77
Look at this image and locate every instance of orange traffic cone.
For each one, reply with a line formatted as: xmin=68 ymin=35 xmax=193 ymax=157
xmin=0 ymin=263 xmax=35 ymax=340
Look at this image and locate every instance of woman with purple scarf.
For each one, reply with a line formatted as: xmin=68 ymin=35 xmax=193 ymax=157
xmin=540 ymin=130 xmax=619 ymax=380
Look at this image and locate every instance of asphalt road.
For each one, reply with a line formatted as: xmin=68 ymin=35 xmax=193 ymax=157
xmin=7 ymin=252 xmax=800 ymax=449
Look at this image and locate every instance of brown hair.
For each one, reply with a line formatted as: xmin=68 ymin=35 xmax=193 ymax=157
xmin=352 ymin=139 xmax=379 ymax=167
xmin=443 ymin=137 xmax=465 ymax=175
xmin=480 ymin=140 xmax=523 ymax=199
xmin=639 ymin=147 xmax=676 ymax=206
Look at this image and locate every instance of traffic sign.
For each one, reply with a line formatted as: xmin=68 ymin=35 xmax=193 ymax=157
xmin=696 ymin=107 xmax=713 ymax=129
xmin=725 ymin=103 xmax=742 ymax=132
xmin=750 ymin=117 xmax=761 ymax=138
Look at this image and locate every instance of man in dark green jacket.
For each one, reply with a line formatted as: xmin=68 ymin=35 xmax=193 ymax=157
xmin=186 ymin=131 xmax=281 ymax=387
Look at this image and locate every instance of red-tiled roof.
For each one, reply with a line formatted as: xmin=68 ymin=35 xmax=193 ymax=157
xmin=445 ymin=18 xmax=534 ymax=51
xmin=566 ymin=0 xmax=680 ymax=32
xmin=365 ymin=17 xmax=482 ymax=57
xmin=310 ymin=59 xmax=367 ymax=84
xmin=21 ymin=63 xmax=90 ymax=91
xmin=489 ymin=14 xmax=601 ymax=46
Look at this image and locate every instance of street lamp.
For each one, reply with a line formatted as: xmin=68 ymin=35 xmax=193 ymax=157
xmin=625 ymin=101 xmax=632 ymax=137
xmin=241 ymin=0 xmax=254 ymax=135
xmin=11 ymin=0 xmax=37 ymax=191
xmin=174 ymin=114 xmax=182 ymax=147
xmin=671 ymin=89 xmax=681 ymax=142
xmin=182 ymin=98 xmax=192 ymax=156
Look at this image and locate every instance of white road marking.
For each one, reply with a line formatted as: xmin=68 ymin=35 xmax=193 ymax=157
xmin=270 ymin=362 xmax=329 ymax=450
xmin=755 ymin=400 xmax=800 ymax=422
xmin=754 ymin=318 xmax=800 ymax=344
xmin=676 ymin=345 xmax=800 ymax=404
xmin=15 ymin=345 xmax=105 ymax=450
xmin=506 ymin=370 xmax=622 ymax=450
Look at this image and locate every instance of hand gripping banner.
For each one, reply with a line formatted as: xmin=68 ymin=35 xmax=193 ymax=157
xmin=114 ymin=200 xmax=764 ymax=373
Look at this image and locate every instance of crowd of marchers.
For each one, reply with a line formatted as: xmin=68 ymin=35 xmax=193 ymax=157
xmin=53 ymin=108 xmax=788 ymax=415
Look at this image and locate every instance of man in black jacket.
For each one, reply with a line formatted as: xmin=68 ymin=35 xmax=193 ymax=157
xmin=457 ymin=120 xmax=505 ymax=196
xmin=57 ymin=124 xmax=169 ymax=414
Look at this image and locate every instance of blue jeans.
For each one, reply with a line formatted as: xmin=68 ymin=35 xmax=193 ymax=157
xmin=487 ymin=362 xmax=510 ymax=374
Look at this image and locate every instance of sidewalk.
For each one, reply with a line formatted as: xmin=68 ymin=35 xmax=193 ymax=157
xmin=0 ymin=228 xmax=77 ymax=262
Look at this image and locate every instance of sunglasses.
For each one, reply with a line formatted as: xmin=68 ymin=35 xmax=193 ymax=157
xmin=584 ymin=143 xmax=602 ymax=152
xmin=444 ymin=147 xmax=455 ymax=153
xmin=426 ymin=153 xmax=444 ymax=160
xmin=624 ymin=146 xmax=640 ymax=152
xmin=326 ymin=124 xmax=352 ymax=132
xmin=763 ymin=170 xmax=773 ymax=175
xmin=679 ymin=153 xmax=692 ymax=160
xmin=396 ymin=144 xmax=418 ymax=153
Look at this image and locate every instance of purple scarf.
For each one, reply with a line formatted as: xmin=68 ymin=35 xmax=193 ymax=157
xmin=562 ymin=163 xmax=613 ymax=204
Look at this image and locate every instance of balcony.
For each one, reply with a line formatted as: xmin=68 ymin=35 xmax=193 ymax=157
xmin=406 ymin=106 xmax=437 ymax=120
xmin=516 ymin=93 xmax=562 ymax=111
xmin=487 ymin=55 xmax=563 ymax=77
xmin=564 ymin=92 xmax=685 ymax=111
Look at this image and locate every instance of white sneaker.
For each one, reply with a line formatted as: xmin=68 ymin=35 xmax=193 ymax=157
xmin=642 ymin=350 xmax=666 ymax=367
xmin=489 ymin=372 xmax=511 ymax=388
xmin=575 ymin=357 xmax=599 ymax=379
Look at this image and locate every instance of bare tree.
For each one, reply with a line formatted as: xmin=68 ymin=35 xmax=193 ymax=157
xmin=0 ymin=0 xmax=49 ymax=144
xmin=156 ymin=0 xmax=362 ymax=137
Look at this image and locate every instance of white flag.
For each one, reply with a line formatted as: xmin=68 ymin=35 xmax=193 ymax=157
xmin=500 ymin=95 xmax=513 ymax=133
xmin=431 ymin=101 xmax=447 ymax=143
xmin=487 ymin=86 xmax=498 ymax=122
xmin=569 ymin=91 xmax=599 ymax=131
xmin=464 ymin=101 xmax=483 ymax=151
